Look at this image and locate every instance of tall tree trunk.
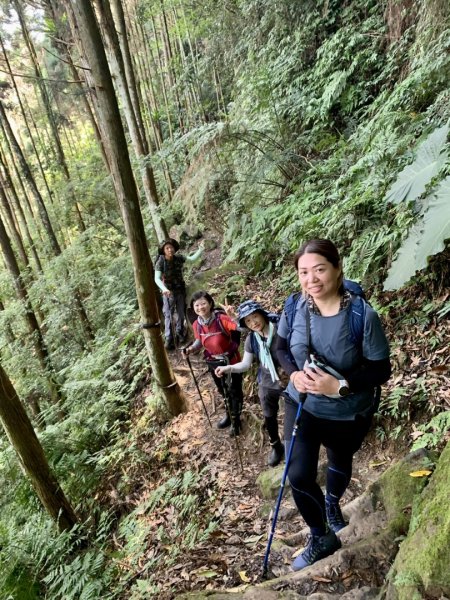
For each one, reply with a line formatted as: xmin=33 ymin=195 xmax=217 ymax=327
xmin=150 ymin=14 xmax=174 ymax=140
xmin=0 ymin=299 xmax=15 ymax=344
xmin=0 ymin=214 xmax=62 ymax=406
xmin=0 ymin=117 xmax=40 ymax=225
xmin=110 ymin=0 xmax=146 ymax=145
xmin=45 ymin=0 xmax=110 ymax=170
xmin=0 ymin=100 xmax=62 ymax=255
xmin=159 ymin=2 xmax=185 ymax=132
xmin=0 ymin=148 xmax=43 ymax=272
xmin=172 ymin=6 xmax=205 ymax=125
xmin=0 ymin=33 xmax=56 ymax=206
xmin=66 ymin=0 xmax=186 ymax=416
xmin=0 ymin=181 xmax=29 ymax=268
xmin=123 ymin=1 xmax=158 ymax=147
xmin=95 ymin=0 xmax=168 ymax=243
xmin=125 ymin=3 xmax=175 ymax=200
xmin=0 ymin=363 xmax=77 ymax=532
xmin=0 ymin=102 xmax=94 ymax=342
xmin=14 ymin=0 xmax=86 ymax=232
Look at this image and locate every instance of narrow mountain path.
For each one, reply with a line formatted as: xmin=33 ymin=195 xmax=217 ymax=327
xmin=123 ymin=344 xmax=397 ymax=599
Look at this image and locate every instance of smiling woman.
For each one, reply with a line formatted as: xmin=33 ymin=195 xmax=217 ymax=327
xmin=276 ymin=239 xmax=392 ymax=571
xmin=214 ymin=300 xmax=286 ymax=467
xmin=182 ymin=291 xmax=244 ymax=436
xmin=296 ymin=246 xmax=343 ymax=313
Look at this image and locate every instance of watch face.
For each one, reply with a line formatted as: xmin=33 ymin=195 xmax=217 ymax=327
xmin=339 ymin=385 xmax=350 ymax=397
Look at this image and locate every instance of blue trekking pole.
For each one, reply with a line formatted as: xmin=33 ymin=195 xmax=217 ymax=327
xmin=262 ymin=397 xmax=304 ymax=579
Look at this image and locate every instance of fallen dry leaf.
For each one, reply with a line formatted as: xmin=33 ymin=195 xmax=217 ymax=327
xmin=409 ymin=470 xmax=432 ymax=477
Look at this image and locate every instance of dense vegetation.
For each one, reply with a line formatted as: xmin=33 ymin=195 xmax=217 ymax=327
xmin=0 ymin=0 xmax=448 ymax=597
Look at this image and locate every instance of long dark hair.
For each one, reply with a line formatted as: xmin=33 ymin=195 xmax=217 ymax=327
xmin=190 ymin=290 xmax=215 ymax=311
xmin=294 ymin=239 xmax=343 ymax=291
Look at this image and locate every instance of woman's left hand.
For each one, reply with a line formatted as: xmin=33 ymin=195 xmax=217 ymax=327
xmin=303 ymin=366 xmax=340 ymax=396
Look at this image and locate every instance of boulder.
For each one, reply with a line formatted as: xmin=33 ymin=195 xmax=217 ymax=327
xmin=383 ymin=441 xmax=450 ymax=600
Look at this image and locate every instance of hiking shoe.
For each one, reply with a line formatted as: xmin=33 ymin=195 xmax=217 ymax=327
xmin=216 ymin=414 xmax=231 ymax=429
xmin=177 ymin=331 xmax=187 ymax=345
xmin=164 ymin=339 xmax=175 ymax=350
xmin=268 ymin=440 xmax=284 ymax=467
xmin=326 ymin=500 xmax=348 ymax=533
xmin=292 ymin=528 xmax=341 ymax=571
xmin=230 ymin=417 xmax=241 ymax=437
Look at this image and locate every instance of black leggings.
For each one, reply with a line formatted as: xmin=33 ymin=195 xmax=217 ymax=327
xmin=208 ymin=366 xmax=243 ymax=417
xmin=284 ymin=399 xmax=372 ymax=530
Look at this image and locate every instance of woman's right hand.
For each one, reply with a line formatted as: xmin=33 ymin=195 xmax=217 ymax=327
xmin=215 ymin=366 xmax=227 ymax=377
xmin=290 ymin=370 xmax=308 ymax=393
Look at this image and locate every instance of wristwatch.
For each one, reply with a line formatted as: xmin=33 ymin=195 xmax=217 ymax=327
xmin=338 ymin=379 xmax=350 ymax=397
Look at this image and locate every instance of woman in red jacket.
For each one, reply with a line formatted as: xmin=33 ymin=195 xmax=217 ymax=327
xmin=182 ymin=291 xmax=243 ymax=436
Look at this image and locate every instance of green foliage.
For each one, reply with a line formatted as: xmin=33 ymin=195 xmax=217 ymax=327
xmin=164 ymin=0 xmax=450 ymax=292
xmin=385 ymin=175 xmax=450 ymax=289
xmin=411 ymin=412 xmax=450 ymax=451
xmin=117 ymin=467 xmax=218 ymax=596
xmin=0 ymin=512 xmax=118 ymax=600
xmin=1 ymin=1 xmax=450 ymax=597
xmin=379 ymin=387 xmax=410 ymax=421
xmin=384 ymin=124 xmax=449 ymax=205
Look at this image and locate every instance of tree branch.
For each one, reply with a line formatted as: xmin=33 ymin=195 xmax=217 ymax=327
xmin=0 ymin=66 xmax=83 ymax=84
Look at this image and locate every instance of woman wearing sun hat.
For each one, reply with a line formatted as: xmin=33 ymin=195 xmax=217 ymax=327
xmin=215 ymin=300 xmax=286 ymax=466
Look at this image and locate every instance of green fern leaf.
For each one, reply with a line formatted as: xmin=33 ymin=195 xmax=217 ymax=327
xmin=320 ymin=70 xmax=349 ymax=118
xmin=384 ymin=176 xmax=450 ymax=290
xmin=384 ymin=123 xmax=449 ymax=204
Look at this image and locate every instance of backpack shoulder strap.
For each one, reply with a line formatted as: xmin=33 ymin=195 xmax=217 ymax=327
xmin=249 ymin=331 xmax=259 ymax=358
xmin=348 ymin=296 xmax=366 ymax=346
xmin=343 ymin=279 xmax=367 ymax=347
xmin=214 ymin=311 xmax=230 ymax=338
xmin=284 ymin=292 xmax=302 ymax=345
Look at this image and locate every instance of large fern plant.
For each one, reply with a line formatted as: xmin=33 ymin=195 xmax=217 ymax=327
xmin=384 ymin=123 xmax=450 ymax=290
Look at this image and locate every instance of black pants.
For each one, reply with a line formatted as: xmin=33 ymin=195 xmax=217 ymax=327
xmin=207 ymin=361 xmax=243 ymax=418
xmin=284 ymin=398 xmax=372 ymax=530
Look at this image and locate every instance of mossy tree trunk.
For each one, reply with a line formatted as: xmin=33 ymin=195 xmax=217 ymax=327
xmin=0 ymin=363 xmax=77 ymax=532
xmin=66 ymin=0 xmax=186 ymax=416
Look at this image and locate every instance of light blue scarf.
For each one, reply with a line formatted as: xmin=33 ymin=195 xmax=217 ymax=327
xmin=254 ymin=322 xmax=279 ymax=383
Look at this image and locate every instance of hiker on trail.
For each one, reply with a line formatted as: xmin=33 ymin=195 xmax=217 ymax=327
xmin=182 ymin=291 xmax=244 ymax=436
xmin=154 ymin=238 xmax=203 ymax=350
xmin=276 ymin=239 xmax=391 ymax=572
xmin=214 ymin=300 xmax=286 ymax=467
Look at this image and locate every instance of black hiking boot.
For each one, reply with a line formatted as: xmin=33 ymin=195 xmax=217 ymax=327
xmin=165 ymin=338 xmax=175 ymax=350
xmin=325 ymin=499 xmax=348 ymax=533
xmin=268 ymin=440 xmax=284 ymax=467
xmin=216 ymin=413 xmax=231 ymax=429
xmin=176 ymin=331 xmax=187 ymax=345
xmin=292 ymin=527 xmax=341 ymax=571
xmin=229 ymin=415 xmax=241 ymax=437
